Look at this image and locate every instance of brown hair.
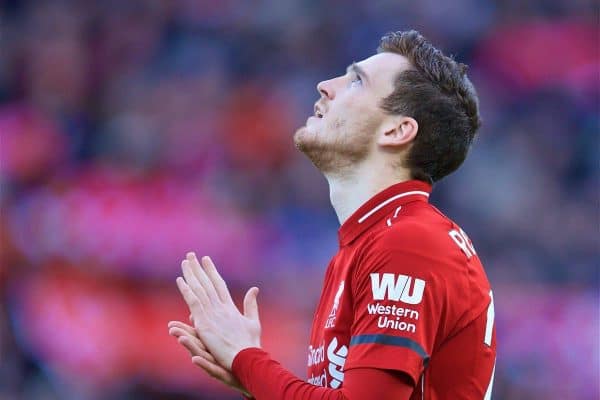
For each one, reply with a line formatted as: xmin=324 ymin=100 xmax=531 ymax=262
xmin=378 ymin=30 xmax=481 ymax=183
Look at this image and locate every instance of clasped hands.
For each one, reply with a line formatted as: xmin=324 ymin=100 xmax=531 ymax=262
xmin=168 ymin=252 xmax=261 ymax=397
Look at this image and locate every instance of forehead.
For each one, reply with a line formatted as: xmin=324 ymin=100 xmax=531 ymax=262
xmin=357 ymin=52 xmax=411 ymax=93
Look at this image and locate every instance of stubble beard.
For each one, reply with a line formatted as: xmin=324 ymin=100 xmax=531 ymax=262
xmin=294 ymin=116 xmax=377 ymax=175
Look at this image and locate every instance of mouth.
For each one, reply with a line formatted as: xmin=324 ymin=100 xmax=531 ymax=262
xmin=314 ymin=104 xmax=325 ymax=119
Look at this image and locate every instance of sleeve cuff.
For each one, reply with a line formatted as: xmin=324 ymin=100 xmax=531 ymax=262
xmin=232 ymin=347 xmax=270 ymax=398
xmin=232 ymin=347 xmax=268 ymax=377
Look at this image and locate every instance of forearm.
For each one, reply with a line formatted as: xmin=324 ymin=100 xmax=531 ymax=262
xmin=233 ymin=348 xmax=345 ymax=400
xmin=232 ymin=348 xmax=414 ymax=400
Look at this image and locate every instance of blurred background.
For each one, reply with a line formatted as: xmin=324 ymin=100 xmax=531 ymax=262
xmin=0 ymin=0 xmax=598 ymax=399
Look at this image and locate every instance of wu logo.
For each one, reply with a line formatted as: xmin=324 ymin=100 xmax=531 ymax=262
xmin=369 ymin=273 xmax=426 ymax=304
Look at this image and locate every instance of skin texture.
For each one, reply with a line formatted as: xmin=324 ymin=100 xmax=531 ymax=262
xmin=294 ymin=52 xmax=415 ymax=177
xmin=295 ymin=52 xmax=420 ymax=224
xmin=169 ymin=253 xmax=260 ymax=396
xmin=176 ymin=253 xmax=261 ymax=368
xmin=169 ymin=52 xmax=423 ymax=396
xmin=168 ymin=317 xmax=251 ymax=397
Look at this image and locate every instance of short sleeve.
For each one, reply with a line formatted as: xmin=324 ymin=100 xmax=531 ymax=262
xmin=344 ymin=243 xmax=448 ymax=385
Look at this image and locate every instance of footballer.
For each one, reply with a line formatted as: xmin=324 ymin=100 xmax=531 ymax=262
xmin=168 ymin=30 xmax=496 ymax=399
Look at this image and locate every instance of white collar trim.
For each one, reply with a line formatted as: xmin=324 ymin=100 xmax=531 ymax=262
xmin=357 ymin=191 xmax=430 ymax=224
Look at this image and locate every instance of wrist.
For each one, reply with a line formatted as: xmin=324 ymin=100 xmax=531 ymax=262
xmin=225 ymin=344 xmax=260 ymax=370
xmin=231 ymin=347 xmax=267 ymax=378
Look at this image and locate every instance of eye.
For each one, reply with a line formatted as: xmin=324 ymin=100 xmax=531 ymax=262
xmin=350 ymin=73 xmax=362 ymax=87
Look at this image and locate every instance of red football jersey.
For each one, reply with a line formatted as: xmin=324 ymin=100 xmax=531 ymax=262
xmin=307 ymin=180 xmax=496 ymax=399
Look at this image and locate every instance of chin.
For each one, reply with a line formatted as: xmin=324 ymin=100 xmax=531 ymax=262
xmin=293 ymin=126 xmax=336 ymax=172
xmin=293 ymin=125 xmax=318 ymax=150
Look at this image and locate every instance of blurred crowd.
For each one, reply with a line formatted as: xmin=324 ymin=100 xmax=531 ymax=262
xmin=0 ymin=0 xmax=598 ymax=399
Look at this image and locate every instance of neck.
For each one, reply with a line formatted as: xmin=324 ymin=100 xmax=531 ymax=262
xmin=325 ymin=161 xmax=412 ymax=225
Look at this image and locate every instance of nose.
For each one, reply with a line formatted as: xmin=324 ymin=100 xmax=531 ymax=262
xmin=317 ymin=79 xmax=334 ymax=100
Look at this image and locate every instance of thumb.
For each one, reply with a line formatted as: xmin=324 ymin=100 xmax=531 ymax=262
xmin=243 ymin=287 xmax=260 ymax=322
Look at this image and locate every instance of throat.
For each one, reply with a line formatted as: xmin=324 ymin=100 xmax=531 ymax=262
xmin=327 ymin=173 xmax=376 ymax=225
xmin=326 ymin=165 xmax=412 ymax=225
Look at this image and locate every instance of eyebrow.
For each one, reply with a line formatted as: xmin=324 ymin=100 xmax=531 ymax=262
xmin=347 ymin=62 xmax=370 ymax=85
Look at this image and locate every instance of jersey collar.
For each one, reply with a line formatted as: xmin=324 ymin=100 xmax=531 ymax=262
xmin=338 ymin=180 xmax=432 ymax=247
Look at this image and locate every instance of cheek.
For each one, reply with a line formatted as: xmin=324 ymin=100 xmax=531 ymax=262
xmin=326 ymin=116 xmax=346 ymax=132
xmin=334 ymin=93 xmax=374 ymax=121
xmin=331 ymin=100 xmax=380 ymax=135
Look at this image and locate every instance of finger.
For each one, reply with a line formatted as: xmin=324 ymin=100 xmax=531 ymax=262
xmin=243 ymin=286 xmax=260 ymax=322
xmin=171 ymin=327 xmax=210 ymax=353
xmin=177 ymin=335 xmax=199 ymax=357
xmin=181 ymin=260 xmax=210 ymax=306
xmin=178 ymin=336 xmax=217 ymax=363
xmin=200 ymin=256 xmax=233 ymax=303
xmin=186 ymin=252 xmax=220 ymax=302
xmin=189 ymin=313 xmax=194 ymax=323
xmin=176 ymin=276 xmax=205 ymax=318
xmin=192 ymin=356 xmax=252 ymax=397
xmin=169 ymin=327 xmax=185 ymax=337
xmin=169 ymin=326 xmax=194 ymax=339
xmin=168 ymin=321 xmax=196 ymax=337
xmin=192 ymin=356 xmax=236 ymax=385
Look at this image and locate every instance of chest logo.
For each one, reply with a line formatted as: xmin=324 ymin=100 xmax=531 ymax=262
xmin=325 ymin=281 xmax=345 ymax=329
xmin=369 ymin=273 xmax=426 ymax=304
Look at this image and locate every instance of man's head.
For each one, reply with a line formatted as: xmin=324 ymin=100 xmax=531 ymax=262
xmin=294 ymin=30 xmax=481 ymax=183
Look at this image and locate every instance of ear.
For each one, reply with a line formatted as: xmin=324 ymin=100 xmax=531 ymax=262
xmin=376 ymin=116 xmax=418 ymax=147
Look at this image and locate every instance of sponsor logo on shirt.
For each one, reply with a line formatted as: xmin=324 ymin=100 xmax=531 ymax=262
xmin=307 ymin=342 xmax=327 ymax=387
xmin=325 ymin=281 xmax=345 ymax=329
xmin=369 ymin=273 xmax=426 ymax=304
xmin=327 ymin=337 xmax=347 ymax=389
xmin=366 ymin=302 xmax=419 ymax=319
xmin=307 ymin=369 xmax=328 ymax=387
xmin=366 ymin=302 xmax=419 ymax=333
xmin=307 ymin=337 xmax=348 ymax=389
xmin=307 ymin=342 xmax=325 ymax=367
